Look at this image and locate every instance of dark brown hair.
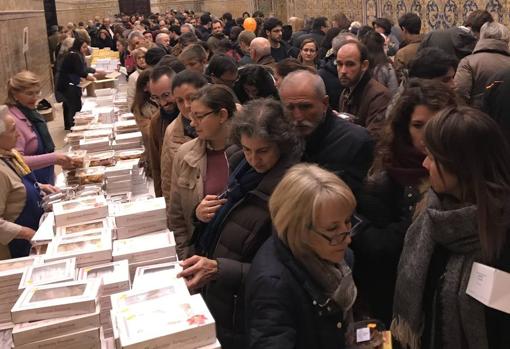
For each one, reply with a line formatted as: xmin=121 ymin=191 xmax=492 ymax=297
xmin=190 ymin=84 xmax=237 ymax=119
xmin=131 ymin=68 xmax=153 ymax=114
xmin=424 ymin=106 xmax=510 ymax=262
xmin=371 ymin=78 xmax=457 ymax=174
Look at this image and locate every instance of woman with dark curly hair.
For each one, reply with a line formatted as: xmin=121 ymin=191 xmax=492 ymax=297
xmin=350 ymin=78 xmax=457 ymax=326
xmin=177 ymin=98 xmax=302 ymax=349
xmin=233 ymin=64 xmax=278 ymax=104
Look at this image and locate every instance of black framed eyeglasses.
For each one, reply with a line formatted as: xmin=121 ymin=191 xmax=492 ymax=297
xmin=189 ymin=110 xmax=217 ymax=122
xmin=309 ymin=225 xmax=351 ymax=246
xmin=150 ymin=91 xmax=172 ymax=105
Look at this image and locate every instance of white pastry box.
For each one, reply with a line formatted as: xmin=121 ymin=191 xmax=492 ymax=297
xmin=31 ymin=213 xmax=55 ymax=246
xmin=128 ymin=256 xmax=178 ymax=281
xmin=114 ymin=131 xmax=142 ymax=144
xmin=0 ymin=256 xmax=39 ymax=288
xmin=114 ymin=218 xmax=167 ymax=240
xmin=55 ymin=218 xmax=110 ymax=238
xmin=19 ymin=258 xmax=76 ymax=290
xmin=132 ymin=262 xmax=186 ymax=292
xmin=15 ymin=326 xmax=101 ymax=349
xmin=115 ymin=294 xmax=216 ymax=349
xmin=114 ymin=120 xmax=138 ymax=134
xmin=112 ymin=197 xmax=166 ymax=227
xmin=112 ymin=230 xmax=176 ymax=264
xmin=110 ymin=284 xmax=190 ymax=312
xmin=78 ymin=260 xmax=130 ymax=296
xmin=79 ymin=137 xmax=111 ymax=152
xmin=45 ymin=230 xmax=112 ymax=267
xmin=11 ymin=305 xmax=100 ymax=346
xmin=53 ymin=196 xmax=108 ymax=227
xmin=11 ymin=278 xmax=102 ymax=323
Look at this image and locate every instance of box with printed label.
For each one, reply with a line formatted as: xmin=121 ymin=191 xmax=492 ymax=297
xmin=78 ymin=260 xmax=130 ymax=296
xmin=15 ymin=326 xmax=101 ymax=349
xmin=128 ymin=256 xmax=178 ymax=281
xmin=132 ymin=262 xmax=187 ymax=293
xmin=19 ymin=258 xmax=76 ymax=290
xmin=114 ymin=218 xmax=167 ymax=240
xmin=112 ymin=197 xmax=166 ymax=227
xmin=114 ymin=294 xmax=216 ymax=349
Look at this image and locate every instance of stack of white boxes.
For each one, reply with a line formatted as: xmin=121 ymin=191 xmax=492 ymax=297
xmin=0 ymin=257 xmax=39 ymax=327
xmin=78 ymin=260 xmax=130 ymax=338
xmin=10 ymin=279 xmax=103 ymax=348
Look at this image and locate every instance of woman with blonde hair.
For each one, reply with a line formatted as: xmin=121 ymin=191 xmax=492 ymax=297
xmin=127 ymin=47 xmax=148 ymax=108
xmin=246 ymin=163 xmax=357 ymax=349
xmin=6 ymin=71 xmax=73 ymax=184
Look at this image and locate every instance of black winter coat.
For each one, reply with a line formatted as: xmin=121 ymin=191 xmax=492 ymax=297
xmin=246 ymin=236 xmax=347 ymax=349
xmin=303 ymin=109 xmax=374 ymax=197
xmin=350 ymin=173 xmax=422 ymax=326
xmin=201 ymin=155 xmax=296 ymax=349
xmin=318 ymin=59 xmax=344 ymax=111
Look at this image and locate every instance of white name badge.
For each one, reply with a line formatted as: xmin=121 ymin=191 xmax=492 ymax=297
xmin=466 ymin=262 xmax=510 ymax=314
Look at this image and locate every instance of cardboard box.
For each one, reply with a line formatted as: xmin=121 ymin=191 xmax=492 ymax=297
xmin=467 ymin=262 xmax=510 ymax=314
xmin=110 ymin=284 xmax=189 ymax=311
xmin=114 ymin=132 xmax=142 ymax=143
xmin=11 ymin=279 xmax=102 ymax=323
xmin=16 ymin=326 xmax=101 ymax=349
xmin=132 ymin=262 xmax=186 ymax=292
xmin=114 ymin=120 xmax=138 ymax=134
xmin=0 ymin=256 xmax=38 ymax=286
xmin=112 ymin=230 xmax=176 ymax=264
xmin=78 ymin=260 xmax=130 ymax=296
xmin=112 ymin=198 xmax=166 ymax=227
xmin=12 ymin=305 xmax=101 ymax=346
xmin=53 ymin=196 xmax=108 ymax=227
xmin=19 ymin=258 xmax=76 ymax=290
xmin=45 ymin=230 xmax=112 ymax=268
xmin=115 ymin=294 xmax=216 ymax=349
xmin=114 ymin=218 xmax=167 ymax=240
xmin=31 ymin=213 xmax=55 ymax=246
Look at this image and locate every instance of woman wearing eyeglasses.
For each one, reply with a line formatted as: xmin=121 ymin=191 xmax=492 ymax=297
xmin=177 ymin=98 xmax=301 ymax=349
xmin=245 ymin=163 xmax=357 ymax=349
xmin=6 ymin=71 xmax=74 ymax=185
xmin=168 ymin=85 xmax=237 ymax=260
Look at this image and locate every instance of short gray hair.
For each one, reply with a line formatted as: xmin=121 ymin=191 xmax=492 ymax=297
xmin=480 ymin=21 xmax=510 ymax=43
xmin=332 ymin=32 xmax=357 ymax=53
xmin=280 ymin=70 xmax=326 ymax=99
xmin=0 ymin=105 xmax=9 ymax=134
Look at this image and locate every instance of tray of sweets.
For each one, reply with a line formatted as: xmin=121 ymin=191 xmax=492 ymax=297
xmin=115 ymin=148 xmax=144 ymax=161
xmin=87 ymin=151 xmax=116 ymax=167
xmin=66 ymin=150 xmax=88 ymax=168
xmin=76 ymin=167 xmax=106 ymax=185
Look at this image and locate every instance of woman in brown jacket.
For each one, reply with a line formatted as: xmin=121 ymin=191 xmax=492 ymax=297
xmin=168 ymin=85 xmax=237 ymax=260
xmin=160 ymin=71 xmax=208 ymax=210
xmin=177 ymin=98 xmax=302 ymax=349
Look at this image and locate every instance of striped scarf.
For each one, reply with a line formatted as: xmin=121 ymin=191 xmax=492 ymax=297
xmin=0 ymin=148 xmax=32 ymax=177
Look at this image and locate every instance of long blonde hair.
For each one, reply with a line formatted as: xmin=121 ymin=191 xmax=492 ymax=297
xmin=269 ymin=163 xmax=356 ymax=257
xmin=5 ymin=70 xmax=40 ymax=106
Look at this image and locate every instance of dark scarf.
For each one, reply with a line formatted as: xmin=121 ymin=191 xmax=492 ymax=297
xmin=196 ymin=159 xmax=264 ymax=255
xmin=159 ymin=106 xmax=179 ymax=123
xmin=340 ymin=71 xmax=371 ymax=116
xmin=387 ymin=145 xmax=427 ymax=186
xmin=182 ymin=115 xmax=197 ymax=138
xmin=391 ymin=190 xmax=488 ymax=349
xmin=16 ymin=104 xmax=55 ymax=153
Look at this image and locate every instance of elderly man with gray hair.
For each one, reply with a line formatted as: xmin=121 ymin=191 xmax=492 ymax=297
xmin=454 ymin=21 xmax=510 ymax=108
xmin=278 ymin=70 xmax=374 ymax=197
xmin=0 ymin=106 xmax=57 ymax=259
xmin=318 ymin=32 xmax=357 ymax=110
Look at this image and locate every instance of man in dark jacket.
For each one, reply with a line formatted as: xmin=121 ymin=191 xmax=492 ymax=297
xmin=295 ymin=16 xmax=328 ymax=48
xmin=318 ymin=32 xmax=357 ymax=110
xmin=419 ymin=10 xmax=493 ymax=60
xmin=337 ymin=41 xmax=391 ymax=138
xmin=264 ymin=17 xmax=298 ymax=62
xmin=196 ymin=13 xmax=212 ymax=41
xmin=279 ymin=70 xmax=374 ymax=197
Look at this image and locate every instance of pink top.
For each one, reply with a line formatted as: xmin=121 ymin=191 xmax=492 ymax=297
xmin=9 ymin=106 xmax=57 ymax=170
xmin=204 ymin=149 xmax=229 ymax=196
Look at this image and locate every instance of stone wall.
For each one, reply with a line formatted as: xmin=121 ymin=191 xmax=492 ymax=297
xmin=55 ymin=0 xmax=119 ymax=25
xmin=0 ymin=0 xmax=52 ymax=103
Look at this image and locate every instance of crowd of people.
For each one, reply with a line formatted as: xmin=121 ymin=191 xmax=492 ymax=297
xmin=1 ymin=6 xmax=510 ymax=349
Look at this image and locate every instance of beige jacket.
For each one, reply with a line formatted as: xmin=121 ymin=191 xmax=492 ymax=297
xmin=0 ymin=161 xmax=27 ymax=260
xmin=161 ymin=115 xmax=193 ymax=207
xmin=168 ymin=138 xmax=206 ymax=259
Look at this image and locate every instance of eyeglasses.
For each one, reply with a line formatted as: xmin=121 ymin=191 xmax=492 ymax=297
xmin=189 ymin=110 xmax=217 ymax=122
xmin=309 ymin=225 xmax=351 ymax=246
xmin=150 ymin=91 xmax=172 ymax=105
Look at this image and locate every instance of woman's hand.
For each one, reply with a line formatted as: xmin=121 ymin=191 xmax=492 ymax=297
xmin=177 ymin=255 xmax=218 ymax=291
xmin=87 ymin=74 xmax=97 ymax=81
xmin=55 ymin=153 xmax=73 ymax=169
xmin=195 ymin=195 xmax=227 ymax=223
xmin=38 ymin=183 xmax=60 ymax=195
xmin=16 ymin=226 xmax=36 ymax=240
